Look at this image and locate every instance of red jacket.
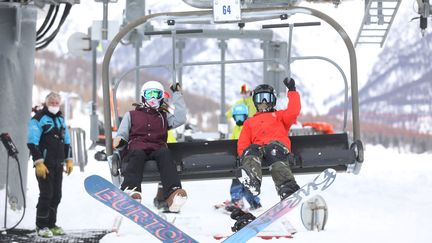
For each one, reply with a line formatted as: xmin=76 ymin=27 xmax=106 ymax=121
xmin=237 ymin=91 xmax=301 ymax=156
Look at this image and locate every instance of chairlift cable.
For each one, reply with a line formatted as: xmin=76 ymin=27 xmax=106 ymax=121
xmin=36 ymin=5 xmax=55 ymax=37
xmin=36 ymin=5 xmax=59 ymax=42
xmin=36 ymin=3 xmax=72 ymax=50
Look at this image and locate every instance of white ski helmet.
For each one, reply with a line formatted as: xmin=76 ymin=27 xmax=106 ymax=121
xmin=140 ymin=81 xmax=164 ymax=108
xmin=141 ymin=81 xmax=164 ymax=96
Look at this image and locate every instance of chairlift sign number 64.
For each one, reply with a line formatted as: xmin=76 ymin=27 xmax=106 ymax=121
xmin=213 ymin=0 xmax=241 ymax=22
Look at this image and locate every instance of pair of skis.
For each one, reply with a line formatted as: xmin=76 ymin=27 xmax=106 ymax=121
xmin=84 ymin=168 xmax=336 ymax=242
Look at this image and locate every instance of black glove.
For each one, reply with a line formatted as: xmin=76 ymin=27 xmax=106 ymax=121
xmin=170 ymin=83 xmax=182 ymax=92
xmin=283 ymin=77 xmax=296 ymax=91
xmin=113 ymin=137 xmax=127 ymax=149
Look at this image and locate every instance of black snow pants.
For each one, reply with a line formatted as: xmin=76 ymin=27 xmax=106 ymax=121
xmin=36 ymin=163 xmax=63 ymax=229
xmin=121 ymin=147 xmax=181 ymax=199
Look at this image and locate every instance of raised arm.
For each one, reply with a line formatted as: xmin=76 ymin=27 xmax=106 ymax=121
xmin=281 ymin=91 xmax=301 ymax=125
xmin=279 ymin=78 xmax=301 ymax=126
xmin=167 ymin=83 xmax=187 ymax=129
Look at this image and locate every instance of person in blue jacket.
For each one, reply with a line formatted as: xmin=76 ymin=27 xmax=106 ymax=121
xmin=27 ymin=92 xmax=74 ymax=238
xmin=216 ymin=104 xmax=262 ymax=212
xmin=229 ymin=104 xmax=262 ymax=211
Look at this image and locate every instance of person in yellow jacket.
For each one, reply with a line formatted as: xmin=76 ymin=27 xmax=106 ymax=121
xmin=219 ymin=104 xmax=262 ymax=212
xmin=225 ymin=84 xmax=257 ymax=122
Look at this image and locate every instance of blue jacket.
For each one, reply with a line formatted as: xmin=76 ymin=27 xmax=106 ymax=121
xmin=27 ymin=106 xmax=72 ymax=166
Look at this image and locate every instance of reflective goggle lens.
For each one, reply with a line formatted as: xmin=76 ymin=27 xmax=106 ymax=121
xmin=144 ymin=89 xmax=163 ymax=99
xmin=234 ymin=114 xmax=246 ymax=123
xmin=254 ymin=92 xmax=275 ymax=104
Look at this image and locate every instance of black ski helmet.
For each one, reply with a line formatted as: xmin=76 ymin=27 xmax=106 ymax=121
xmin=252 ymin=84 xmax=277 ymax=111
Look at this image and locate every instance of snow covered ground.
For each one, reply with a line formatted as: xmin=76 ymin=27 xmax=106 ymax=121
xmin=2 ymin=140 xmax=432 ymax=242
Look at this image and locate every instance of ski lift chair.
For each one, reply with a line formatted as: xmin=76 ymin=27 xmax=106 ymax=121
xmin=102 ymin=7 xmax=365 ymax=186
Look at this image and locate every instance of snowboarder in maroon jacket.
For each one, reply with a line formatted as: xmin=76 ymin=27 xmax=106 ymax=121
xmin=114 ymin=81 xmax=187 ymax=213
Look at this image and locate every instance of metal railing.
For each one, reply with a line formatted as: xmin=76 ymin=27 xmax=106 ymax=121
xmin=70 ymin=128 xmax=88 ymax=172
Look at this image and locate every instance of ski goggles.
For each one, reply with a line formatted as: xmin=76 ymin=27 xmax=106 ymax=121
xmin=253 ymin=92 xmax=275 ymax=104
xmin=233 ymin=114 xmax=246 ymax=123
xmin=143 ymin=89 xmax=163 ymax=100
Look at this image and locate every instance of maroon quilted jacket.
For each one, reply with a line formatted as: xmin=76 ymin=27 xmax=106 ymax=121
xmin=128 ymin=106 xmax=168 ymax=152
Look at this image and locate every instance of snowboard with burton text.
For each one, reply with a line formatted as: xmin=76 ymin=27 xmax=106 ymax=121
xmin=84 ymin=175 xmax=198 ymax=243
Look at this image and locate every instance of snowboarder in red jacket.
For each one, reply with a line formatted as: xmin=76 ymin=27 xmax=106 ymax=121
xmin=237 ymin=78 xmax=301 ymax=200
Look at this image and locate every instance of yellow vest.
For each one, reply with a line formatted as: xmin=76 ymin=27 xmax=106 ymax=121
xmin=167 ymin=129 xmax=177 ymax=143
xmin=230 ymin=125 xmax=243 ymax=140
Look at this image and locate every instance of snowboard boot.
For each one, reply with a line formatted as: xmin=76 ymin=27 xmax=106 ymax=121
xmin=238 ymin=156 xmax=262 ymax=196
xmin=230 ymin=207 xmax=246 ymax=220
xmin=224 ymin=200 xmax=244 ymax=213
xmin=248 ymin=202 xmax=262 ymax=211
xmin=123 ymin=187 xmax=142 ymax=203
xmin=166 ymin=187 xmax=187 ymax=213
xmin=153 ymin=183 xmax=167 ymax=209
xmin=230 ymin=208 xmax=256 ymax=232
xmin=277 ymin=180 xmax=300 ymax=200
xmin=36 ymin=227 xmax=53 ymax=238
xmin=214 ymin=200 xmax=244 ymax=213
xmin=50 ymin=226 xmax=65 ymax=236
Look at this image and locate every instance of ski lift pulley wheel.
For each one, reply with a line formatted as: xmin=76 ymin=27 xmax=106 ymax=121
xmin=300 ymin=194 xmax=328 ymax=231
